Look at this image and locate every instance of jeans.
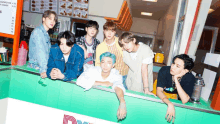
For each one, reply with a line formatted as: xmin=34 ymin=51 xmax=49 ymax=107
xmin=122 ymin=75 xmax=128 ymax=90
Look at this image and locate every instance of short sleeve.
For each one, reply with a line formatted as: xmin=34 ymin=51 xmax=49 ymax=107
xmin=157 ymin=66 xmax=167 ymax=88
xmin=142 ymin=57 xmax=153 ymax=64
xmin=112 ymin=75 xmax=126 ymax=94
xmin=180 ymin=73 xmax=195 ymax=97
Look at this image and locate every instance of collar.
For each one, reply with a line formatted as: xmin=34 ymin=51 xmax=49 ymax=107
xmin=104 ymin=36 xmax=118 ymax=46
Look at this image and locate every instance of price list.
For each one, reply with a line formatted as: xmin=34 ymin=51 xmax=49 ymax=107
xmin=0 ymin=0 xmax=17 ymax=35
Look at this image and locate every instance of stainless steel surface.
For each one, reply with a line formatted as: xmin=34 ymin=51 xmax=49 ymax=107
xmin=1 ymin=66 xmax=220 ymax=115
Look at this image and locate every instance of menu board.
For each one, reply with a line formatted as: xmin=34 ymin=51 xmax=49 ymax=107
xmin=0 ymin=0 xmax=17 ymax=35
xmin=23 ymin=0 xmax=30 ymax=11
xmin=31 ymin=0 xmax=58 ymax=13
xmin=73 ymin=0 xmax=88 ymax=18
xmin=58 ymin=0 xmax=73 ymax=16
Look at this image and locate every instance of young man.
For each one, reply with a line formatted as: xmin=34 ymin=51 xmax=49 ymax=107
xmin=77 ymin=52 xmax=126 ymax=120
xmin=75 ymin=20 xmax=100 ymax=71
xmin=95 ymin=21 xmax=129 ymax=89
xmin=28 ymin=10 xmax=57 ymax=78
xmin=156 ymin=54 xmax=195 ymax=123
xmin=47 ymin=31 xmax=84 ymax=81
xmin=119 ymin=32 xmax=155 ymax=95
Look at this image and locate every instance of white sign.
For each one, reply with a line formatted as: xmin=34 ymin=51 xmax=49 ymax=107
xmin=1 ymin=98 xmax=119 ymax=124
xmin=0 ymin=0 xmax=17 ymax=35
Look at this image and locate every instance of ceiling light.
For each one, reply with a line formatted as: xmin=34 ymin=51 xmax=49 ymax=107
xmin=141 ymin=12 xmax=153 ymax=16
xmin=208 ymin=9 xmax=214 ymax=14
xmin=142 ymin=0 xmax=157 ymax=2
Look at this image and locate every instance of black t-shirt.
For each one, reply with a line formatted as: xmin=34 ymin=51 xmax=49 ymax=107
xmin=157 ymin=66 xmax=195 ymax=97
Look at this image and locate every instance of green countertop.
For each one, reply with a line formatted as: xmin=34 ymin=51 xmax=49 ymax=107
xmin=0 ymin=63 xmax=220 ymax=123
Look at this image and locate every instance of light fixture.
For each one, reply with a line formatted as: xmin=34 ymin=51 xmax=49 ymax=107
xmin=208 ymin=9 xmax=214 ymax=14
xmin=142 ymin=0 xmax=157 ymax=2
xmin=141 ymin=12 xmax=153 ymax=16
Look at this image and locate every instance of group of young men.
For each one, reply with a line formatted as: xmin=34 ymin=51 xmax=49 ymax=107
xmin=28 ymin=10 xmax=196 ymax=122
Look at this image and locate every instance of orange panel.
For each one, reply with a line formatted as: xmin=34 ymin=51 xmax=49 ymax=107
xmin=211 ymin=77 xmax=220 ymax=111
xmin=11 ymin=0 xmax=23 ymax=65
xmin=104 ymin=1 xmax=128 ymax=22
xmin=0 ymin=33 xmax=14 ymax=39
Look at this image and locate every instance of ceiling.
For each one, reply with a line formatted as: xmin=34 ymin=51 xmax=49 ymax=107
xmin=130 ymin=0 xmax=173 ymax=20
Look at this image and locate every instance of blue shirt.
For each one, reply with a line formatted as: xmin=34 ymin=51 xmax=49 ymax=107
xmin=28 ymin=24 xmax=51 ymax=73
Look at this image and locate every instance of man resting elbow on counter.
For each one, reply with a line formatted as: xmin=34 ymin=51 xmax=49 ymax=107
xmin=156 ymin=54 xmax=195 ymax=123
xmin=76 ymin=52 xmax=127 ymax=120
xmin=46 ymin=31 xmax=84 ymax=81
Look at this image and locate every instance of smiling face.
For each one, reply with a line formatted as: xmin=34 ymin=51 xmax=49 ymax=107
xmin=100 ymin=57 xmax=114 ymax=73
xmin=86 ymin=26 xmax=97 ymax=37
xmin=103 ymin=29 xmax=116 ymax=40
xmin=170 ymin=58 xmax=186 ymax=76
xmin=59 ymin=38 xmax=72 ymax=55
xmin=42 ymin=14 xmax=56 ymax=31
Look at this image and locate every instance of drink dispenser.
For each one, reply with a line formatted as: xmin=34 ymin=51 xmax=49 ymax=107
xmin=191 ymin=74 xmax=205 ymax=103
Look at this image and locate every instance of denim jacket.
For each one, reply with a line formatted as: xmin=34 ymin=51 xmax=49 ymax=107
xmin=28 ymin=24 xmax=51 ymax=73
xmin=47 ymin=44 xmax=84 ymax=81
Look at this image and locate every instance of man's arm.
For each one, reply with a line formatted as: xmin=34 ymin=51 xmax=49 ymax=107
xmin=142 ymin=64 xmax=155 ymax=96
xmin=33 ymin=30 xmax=48 ymax=74
xmin=175 ymin=79 xmax=190 ymax=104
xmin=157 ymin=87 xmax=175 ymax=123
xmin=114 ymin=86 xmax=126 ymax=120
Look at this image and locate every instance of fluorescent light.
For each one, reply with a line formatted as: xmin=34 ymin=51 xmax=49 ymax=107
xmin=142 ymin=0 xmax=157 ymax=2
xmin=141 ymin=12 xmax=153 ymax=16
xmin=208 ymin=9 xmax=214 ymax=14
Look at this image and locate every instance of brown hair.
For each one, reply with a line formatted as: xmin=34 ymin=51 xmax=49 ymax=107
xmin=103 ymin=21 xmax=116 ymax=31
xmin=42 ymin=10 xmax=58 ymax=22
xmin=119 ymin=32 xmax=138 ymax=47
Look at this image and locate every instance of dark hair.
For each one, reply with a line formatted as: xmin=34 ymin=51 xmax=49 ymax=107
xmin=172 ymin=54 xmax=194 ymax=71
xmin=85 ymin=20 xmax=99 ymax=30
xmin=42 ymin=10 xmax=58 ymax=22
xmin=57 ymin=31 xmax=75 ymax=47
xmin=103 ymin=21 xmax=116 ymax=31
xmin=119 ymin=32 xmax=138 ymax=47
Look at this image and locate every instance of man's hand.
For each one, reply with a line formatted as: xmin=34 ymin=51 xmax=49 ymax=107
xmin=174 ymin=70 xmax=189 ymax=83
xmin=144 ymin=88 xmax=157 ymax=97
xmin=55 ymin=68 xmax=65 ymax=79
xmin=50 ymin=68 xmax=64 ymax=79
xmin=117 ymin=102 xmax=127 ymax=120
xmin=165 ymin=103 xmax=175 ymax=123
xmin=40 ymin=72 xmax=47 ymax=78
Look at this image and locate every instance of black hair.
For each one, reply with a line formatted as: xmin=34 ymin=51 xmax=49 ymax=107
xmin=172 ymin=54 xmax=194 ymax=71
xmin=57 ymin=31 xmax=75 ymax=47
xmin=85 ymin=20 xmax=99 ymax=30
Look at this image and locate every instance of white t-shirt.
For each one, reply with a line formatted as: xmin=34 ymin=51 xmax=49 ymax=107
xmin=84 ymin=40 xmax=95 ymax=71
xmin=129 ymin=43 xmax=154 ymax=64
xmin=63 ymin=54 xmax=70 ymax=63
xmin=76 ymin=66 xmax=125 ymax=93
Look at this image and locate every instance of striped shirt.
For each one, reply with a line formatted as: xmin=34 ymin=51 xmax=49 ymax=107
xmin=107 ymin=43 xmax=129 ymax=76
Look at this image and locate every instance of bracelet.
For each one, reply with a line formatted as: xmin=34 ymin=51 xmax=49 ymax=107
xmin=162 ymin=96 xmax=168 ymax=101
xmin=144 ymin=87 xmax=149 ymax=89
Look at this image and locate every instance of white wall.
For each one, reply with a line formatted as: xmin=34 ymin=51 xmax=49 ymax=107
xmin=130 ymin=17 xmax=158 ymax=35
xmin=187 ymin=0 xmax=212 ymax=56
xmin=88 ymin=0 xmax=123 ymax=18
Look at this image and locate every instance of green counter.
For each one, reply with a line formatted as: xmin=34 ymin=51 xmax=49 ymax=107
xmin=0 ymin=64 xmax=220 ymax=123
